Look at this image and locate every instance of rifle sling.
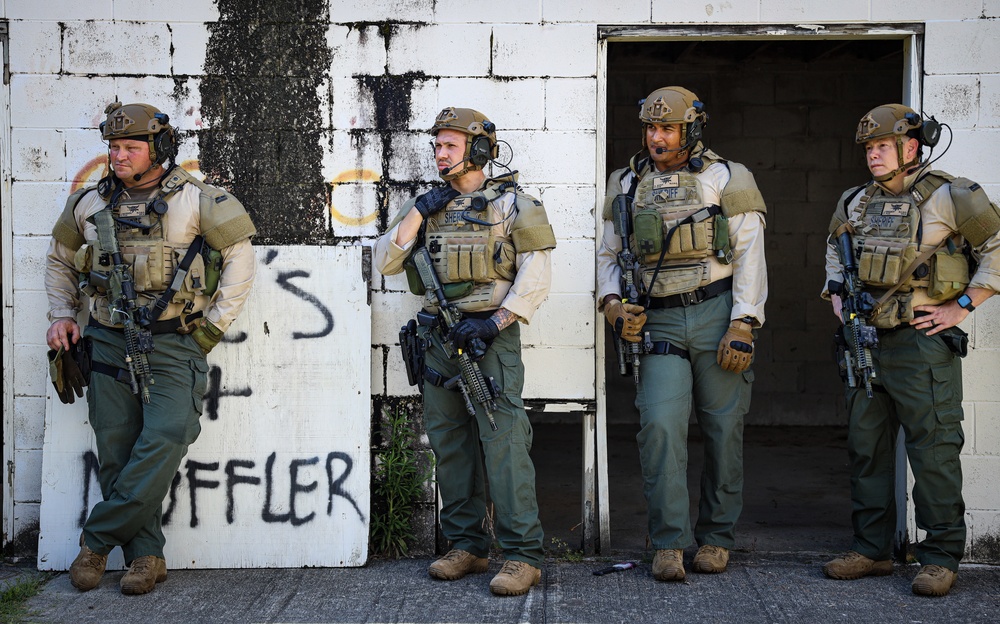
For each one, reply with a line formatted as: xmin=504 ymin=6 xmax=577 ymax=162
xmin=872 ymin=235 xmax=959 ymax=314
xmin=149 ymin=235 xmax=205 ymax=322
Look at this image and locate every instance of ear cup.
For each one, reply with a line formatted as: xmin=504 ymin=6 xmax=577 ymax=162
xmin=920 ymin=117 xmax=941 ymax=147
xmin=687 ymin=118 xmax=704 ymax=144
xmin=151 ymin=128 xmax=177 ymax=165
xmin=469 ymin=135 xmax=493 ymax=167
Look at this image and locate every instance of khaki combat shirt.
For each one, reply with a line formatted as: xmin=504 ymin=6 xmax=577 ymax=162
xmin=373 ymin=189 xmax=553 ymax=324
xmin=822 ymin=166 xmax=1000 ymax=306
xmin=45 ymin=178 xmax=256 ymax=333
xmin=596 ymin=161 xmax=768 ymax=326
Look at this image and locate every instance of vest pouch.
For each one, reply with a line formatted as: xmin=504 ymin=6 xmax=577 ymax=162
xmin=404 ymin=262 xmax=426 ymax=296
xmin=443 ymin=281 xmax=475 ymax=300
xmin=667 ymin=222 xmax=711 ymax=255
xmin=869 ymin=292 xmax=914 ymax=329
xmin=74 ymin=244 xmax=94 ymax=273
xmin=176 ymin=249 xmax=207 ymax=299
xmin=446 ymin=244 xmax=488 ymax=282
xmin=640 ymin=263 xmax=705 ymax=298
xmin=633 ymin=210 xmax=663 ymax=257
xmin=928 ymin=249 xmax=970 ymax=301
xmin=858 ymin=241 xmax=904 ymax=287
xmin=202 ymin=247 xmax=223 ymax=296
xmin=493 ymin=240 xmax=516 ymax=282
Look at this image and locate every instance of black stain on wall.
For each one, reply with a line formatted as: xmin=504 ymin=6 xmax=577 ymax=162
xmin=200 ymin=0 xmax=331 ymax=245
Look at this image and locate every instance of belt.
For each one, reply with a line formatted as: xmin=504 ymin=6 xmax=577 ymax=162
xmin=88 ymin=310 xmax=203 ymax=335
xmin=875 ymin=310 xmax=928 ymax=335
xmin=647 ymin=277 xmax=733 ymax=309
xmin=91 ymin=360 xmax=132 ymax=384
xmin=646 ymin=340 xmax=690 ymax=360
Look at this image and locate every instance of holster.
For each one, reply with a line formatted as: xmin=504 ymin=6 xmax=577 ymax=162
xmin=940 ymin=326 xmax=969 ymax=358
xmin=399 ymin=319 xmax=427 ymax=390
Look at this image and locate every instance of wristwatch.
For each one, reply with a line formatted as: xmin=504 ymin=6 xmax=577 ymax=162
xmin=739 ymin=316 xmax=756 ymax=326
xmin=957 ymin=294 xmax=976 ymax=312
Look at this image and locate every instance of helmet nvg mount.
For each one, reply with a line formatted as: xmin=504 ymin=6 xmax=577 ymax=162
xmin=100 ymin=102 xmax=176 ymax=166
xmin=431 ymin=107 xmax=498 ymax=181
xmin=639 ymin=86 xmax=708 ymax=151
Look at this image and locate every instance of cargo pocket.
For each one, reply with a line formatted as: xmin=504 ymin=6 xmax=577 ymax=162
xmin=190 ymin=358 xmax=210 ymax=416
xmin=738 ymin=369 xmax=754 ymax=413
xmin=498 ymin=351 xmax=525 ymax=399
xmin=931 ymin=362 xmax=965 ymax=461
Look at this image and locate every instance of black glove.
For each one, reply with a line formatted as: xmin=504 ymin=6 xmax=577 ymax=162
xmin=450 ymin=318 xmax=500 ymax=352
xmin=48 ymin=346 xmax=87 ymax=404
xmin=414 ymin=186 xmax=460 ymax=219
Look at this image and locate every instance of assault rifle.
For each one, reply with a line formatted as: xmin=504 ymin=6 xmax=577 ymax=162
xmin=612 ymin=194 xmax=646 ymax=385
xmin=412 ymin=246 xmax=501 ymax=431
xmin=831 ymin=230 xmax=878 ymax=398
xmin=94 ymin=209 xmax=155 ymax=403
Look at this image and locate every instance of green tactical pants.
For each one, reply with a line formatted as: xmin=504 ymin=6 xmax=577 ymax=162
xmin=634 ymin=291 xmax=753 ymax=550
xmin=844 ymin=325 xmax=966 ymax=571
xmin=82 ymin=325 xmax=209 ymax=563
xmin=419 ymin=321 xmax=544 ymax=567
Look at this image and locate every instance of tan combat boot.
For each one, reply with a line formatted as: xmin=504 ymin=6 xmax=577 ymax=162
xmin=652 ymin=549 xmax=685 ymax=581
xmin=120 ymin=555 xmax=167 ymax=595
xmin=911 ymin=564 xmax=957 ymax=597
xmin=69 ymin=534 xmax=107 ymax=591
xmin=428 ymin=549 xmax=489 ymax=580
xmin=822 ymin=551 xmax=893 ymax=580
xmin=693 ymin=544 xmax=729 ymax=574
xmin=489 ymin=560 xmax=541 ymax=596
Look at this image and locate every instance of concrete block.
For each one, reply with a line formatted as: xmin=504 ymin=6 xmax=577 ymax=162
xmin=974 ymin=298 xmax=1000 ymax=347
xmin=330 ymin=183 xmax=381 ymax=240
xmin=544 ymin=78 xmax=598 ymax=131
xmin=759 ymin=0 xmax=868 ymax=22
xmin=64 ymin=22 xmax=171 ymax=75
xmin=13 ymin=340 xmax=47 ymax=397
xmin=522 ymin=347 xmax=595 ymax=400
xmin=973 ymin=401 xmax=1000 ymax=456
xmin=327 ymin=24 xmax=388 ymax=78
xmin=331 ymin=78 xmax=376 ymax=130
xmin=13 ymin=290 xmax=52 ymax=357
xmin=385 ymin=345 xmax=420 ymax=397
xmin=11 ymin=129 xmax=65 ymax=182
xmin=12 ymin=503 xmax=40 ymax=544
xmin=12 ymin=182 xmax=72 ymax=236
xmin=111 ymin=0 xmax=220 ymax=21
xmin=436 ymin=78 xmax=545 ymax=130
xmin=966 ymin=509 xmax=1000 ymax=562
xmin=549 ymin=239 xmax=595 ymax=295
xmin=8 ymin=19 xmax=61 ymax=74
xmin=711 ymin=137 xmax=774 ymax=171
xmin=503 ymin=130 xmax=596 ymax=186
xmin=924 ymin=75 xmax=979 ymax=129
xmin=386 ymin=132 xmax=437 ymax=182
xmin=372 ymin=290 xmax=416 ymax=346
xmin=371 ymin=346 xmax=385 ymax=396
xmin=381 ymin=270 xmax=411 ymax=294
xmin=328 ymin=0 xmax=433 ymax=23
xmin=10 ymin=75 xmax=115 ymax=129
xmin=761 ymin=392 xmax=843 ymax=426
xmin=388 ymin=24 xmax=492 ymax=77
xmin=963 ymin=351 xmax=1000 ymax=401
xmin=521 ymin=294 xmax=595 ymax=348
xmin=492 ymin=24 xmax=597 ymax=78
xmin=14 ymin=396 xmax=46 ymax=450
xmin=171 ymin=23 xmax=211 ymax=76
xmin=774 ymin=137 xmax=840 ymax=171
xmin=543 ymin=0 xmax=648 ymax=23
xmin=926 ymin=21 xmax=1000 ymax=75
xmin=534 ymin=185 xmax=598 ymax=241
xmin=875 ymin=0 xmax=982 ymax=20
xmin=322 ymin=130 xmax=384 ymax=189
xmin=978 ymin=74 xmax=1000 ymax=129
xmin=652 ymin=0 xmax=758 ymax=23
xmin=405 ymin=79 xmax=443 ymax=131
xmin=962 ymin=454 xmax=1000 ymax=509
xmin=112 ymin=77 xmax=203 ymax=132
xmin=771 ymin=329 xmax=830 ymax=363
xmin=6 ymin=0 xmax=111 ymax=20
xmin=12 ymin=235 xmax=50 ymax=293
xmin=932 ymin=129 xmax=1000 ymax=187
xmin=432 ymin=0 xmax=540 ymax=23
xmin=64 ymin=129 xmax=110 ymax=186
xmin=769 ymin=201 xmax=834 ymax=236
xmin=13 ymin=449 xmax=42 ymax=502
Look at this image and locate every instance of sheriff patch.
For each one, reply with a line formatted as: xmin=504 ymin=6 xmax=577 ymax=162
xmin=653 ymin=174 xmax=680 ymax=189
xmin=881 ymin=202 xmax=910 ymax=217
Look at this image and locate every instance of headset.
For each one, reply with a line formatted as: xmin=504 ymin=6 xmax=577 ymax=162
xmin=468 ymin=121 xmax=498 ymax=168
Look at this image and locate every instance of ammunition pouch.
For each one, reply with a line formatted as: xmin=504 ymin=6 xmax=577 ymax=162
xmin=927 ymin=249 xmax=970 ymax=301
xmin=638 ymin=263 xmax=707 ymax=298
xmin=869 ymin=291 xmax=915 ymax=329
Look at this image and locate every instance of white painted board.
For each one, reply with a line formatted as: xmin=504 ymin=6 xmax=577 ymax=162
xmin=38 ymin=245 xmax=371 ymax=570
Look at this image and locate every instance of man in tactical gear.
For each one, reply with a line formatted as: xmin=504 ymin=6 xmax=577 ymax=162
xmin=45 ymin=102 xmax=256 ymax=594
xmin=597 ymin=87 xmax=768 ymax=581
xmin=821 ymin=104 xmax=1000 ymax=597
xmin=374 ymin=107 xmax=556 ymax=596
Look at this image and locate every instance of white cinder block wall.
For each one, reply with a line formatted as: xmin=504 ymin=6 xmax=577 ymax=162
xmin=3 ymin=0 xmax=1000 ymax=562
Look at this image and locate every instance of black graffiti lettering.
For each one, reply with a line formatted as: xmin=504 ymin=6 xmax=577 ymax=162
xmin=79 ymin=451 xmax=101 ymax=528
xmin=264 ymin=249 xmax=279 ymax=264
xmin=288 ymin=457 xmax=319 ymax=526
xmin=186 ymin=460 xmax=221 ymax=528
xmin=326 ymin=452 xmax=365 ymax=523
xmin=221 ymin=331 xmax=248 ymax=344
xmin=204 ymin=365 xmax=253 ymax=421
xmin=225 ymin=459 xmax=260 ymax=524
xmin=276 ymin=270 xmax=334 ymax=339
xmin=261 ymin=452 xmax=292 ymax=523
xmin=161 ymin=471 xmax=183 ymax=527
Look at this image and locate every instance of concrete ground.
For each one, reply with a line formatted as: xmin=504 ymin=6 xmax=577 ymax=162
xmin=14 ymin=424 xmax=1000 ymax=622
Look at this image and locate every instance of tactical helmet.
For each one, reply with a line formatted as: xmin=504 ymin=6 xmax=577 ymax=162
xmin=100 ymin=102 xmax=176 ymax=165
xmin=639 ymin=86 xmax=707 ymax=149
xmin=855 ymin=104 xmax=926 ymax=181
xmin=431 ymin=107 xmax=498 ymax=181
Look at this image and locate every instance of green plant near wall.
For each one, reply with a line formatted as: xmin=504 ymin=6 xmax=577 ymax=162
xmin=371 ymin=406 xmax=434 ymax=557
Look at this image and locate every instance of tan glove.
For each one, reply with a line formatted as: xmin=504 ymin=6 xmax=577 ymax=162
xmin=191 ymin=318 xmax=224 ymax=354
xmin=717 ymin=319 xmax=755 ymax=373
xmin=604 ymin=299 xmax=647 ymax=344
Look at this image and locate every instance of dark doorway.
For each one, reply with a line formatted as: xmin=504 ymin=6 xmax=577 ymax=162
xmin=534 ymin=37 xmax=906 ymax=557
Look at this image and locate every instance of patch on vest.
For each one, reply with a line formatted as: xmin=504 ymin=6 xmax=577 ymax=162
xmin=881 ymin=202 xmax=910 ymax=217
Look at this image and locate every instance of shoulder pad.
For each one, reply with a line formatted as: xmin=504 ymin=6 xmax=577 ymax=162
xmin=51 ymin=187 xmax=95 ymax=251
xmin=192 ymin=176 xmax=256 ymax=249
xmin=512 ymin=192 xmax=556 ymax=252
xmin=949 ymin=177 xmax=1000 ymax=247
xmin=720 ymin=162 xmax=767 ymax=217
xmin=697 ymin=147 xmax=724 ymax=168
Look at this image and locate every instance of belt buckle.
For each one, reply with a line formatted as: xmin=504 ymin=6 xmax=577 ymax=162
xmin=678 ymin=291 xmax=694 ymax=307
